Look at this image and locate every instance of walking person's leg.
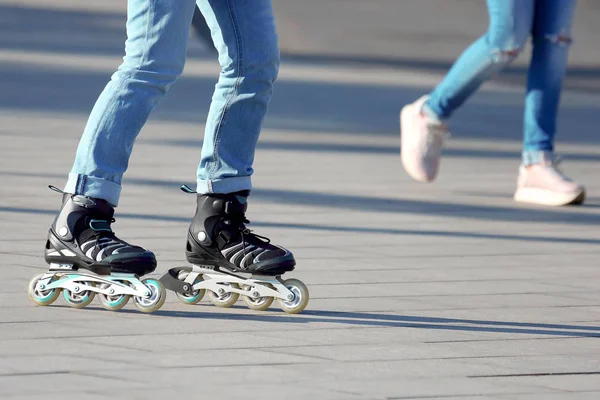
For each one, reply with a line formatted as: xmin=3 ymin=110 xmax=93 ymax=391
xmin=515 ymin=0 xmax=585 ymax=206
xmin=400 ymin=0 xmax=534 ymax=182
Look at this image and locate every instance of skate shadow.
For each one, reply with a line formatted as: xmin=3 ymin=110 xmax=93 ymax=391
xmin=134 ymin=307 xmax=600 ymax=338
xmin=50 ymin=303 xmax=600 ymax=338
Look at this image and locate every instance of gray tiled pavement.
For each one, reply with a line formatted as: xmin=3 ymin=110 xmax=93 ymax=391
xmin=1 ymin=1 xmax=599 ymax=399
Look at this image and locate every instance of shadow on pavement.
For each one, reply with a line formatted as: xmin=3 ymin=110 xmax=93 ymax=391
xmin=141 ymin=138 xmax=600 ymax=163
xmin=278 ymin=52 xmax=600 ymax=94
xmin=1 ymin=203 xmax=599 ymax=243
xmin=0 ymin=4 xmax=209 ymax=58
xmin=2 ymin=4 xmax=600 ymax=143
xmin=2 ymin=62 xmax=600 ymax=145
xmin=88 ymin=305 xmax=600 ymax=338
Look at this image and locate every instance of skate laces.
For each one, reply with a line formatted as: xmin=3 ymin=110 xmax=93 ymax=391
xmin=226 ymin=213 xmax=272 ymax=260
xmin=230 ymin=214 xmax=271 ymax=245
xmin=88 ymin=218 xmax=115 ymax=251
xmin=88 ymin=218 xmax=136 ymax=255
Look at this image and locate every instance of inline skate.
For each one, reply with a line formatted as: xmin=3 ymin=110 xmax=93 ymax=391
xmin=27 ymin=187 xmax=166 ymax=313
xmin=159 ymin=187 xmax=309 ymax=314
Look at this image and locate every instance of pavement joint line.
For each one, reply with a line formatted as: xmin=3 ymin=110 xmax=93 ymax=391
xmin=386 ymin=393 xmax=559 ymax=400
xmin=425 ymin=336 xmax=600 ymax=344
xmin=0 ymin=370 xmax=149 ymax=385
xmin=158 ymin=361 xmax=318 ymax=369
xmin=74 ymin=370 xmax=150 ymax=384
xmin=469 ymin=371 xmax=600 ymax=378
xmin=250 ymin=348 xmax=600 ymax=363
xmin=68 ymin=339 xmax=157 ymax=354
xmin=14 ymin=344 xmax=600 ymax=363
xmin=0 ymin=370 xmax=73 ymax=378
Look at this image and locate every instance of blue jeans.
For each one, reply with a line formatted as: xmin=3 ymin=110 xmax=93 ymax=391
xmin=424 ymin=0 xmax=577 ymax=165
xmin=65 ymin=0 xmax=279 ymax=206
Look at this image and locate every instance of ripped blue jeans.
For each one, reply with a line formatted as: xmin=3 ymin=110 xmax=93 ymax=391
xmin=424 ymin=0 xmax=577 ymax=165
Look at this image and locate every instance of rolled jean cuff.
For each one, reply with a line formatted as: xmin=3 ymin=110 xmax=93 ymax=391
xmin=522 ymin=150 xmax=554 ymax=166
xmin=64 ymin=173 xmax=121 ymax=207
xmin=196 ymin=176 xmax=252 ymax=195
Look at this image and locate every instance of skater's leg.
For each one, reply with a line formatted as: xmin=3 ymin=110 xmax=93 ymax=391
xmin=34 ymin=1 xmax=195 ymax=312
xmin=65 ymin=0 xmax=197 ymax=207
xmin=48 ymin=0 xmax=197 ymax=276
xmin=158 ymin=2 xmax=307 ymax=313
xmin=400 ymin=0 xmax=535 ymax=182
xmin=515 ymin=0 xmax=584 ymax=206
xmin=195 ymin=0 xmax=280 ymax=194
xmin=189 ymin=0 xmax=285 ymax=269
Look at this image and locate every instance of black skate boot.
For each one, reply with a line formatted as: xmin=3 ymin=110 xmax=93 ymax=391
xmin=45 ymin=187 xmax=156 ymax=276
xmin=159 ymin=187 xmax=308 ymax=314
xmin=186 ymin=191 xmax=295 ymax=275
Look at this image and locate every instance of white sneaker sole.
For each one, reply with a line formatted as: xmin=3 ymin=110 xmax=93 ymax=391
xmin=514 ymin=187 xmax=586 ymax=206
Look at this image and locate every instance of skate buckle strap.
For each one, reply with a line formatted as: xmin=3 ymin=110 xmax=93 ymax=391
xmin=89 ymin=219 xmax=112 ymax=232
xmin=216 ymin=230 xmax=233 ymax=248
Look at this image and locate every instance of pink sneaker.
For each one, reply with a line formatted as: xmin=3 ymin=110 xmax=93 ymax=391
xmin=514 ymin=157 xmax=585 ymax=206
xmin=400 ymin=96 xmax=448 ymax=182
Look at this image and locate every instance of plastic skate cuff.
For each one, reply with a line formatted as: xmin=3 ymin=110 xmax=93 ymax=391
xmin=213 ymin=199 xmax=247 ymax=215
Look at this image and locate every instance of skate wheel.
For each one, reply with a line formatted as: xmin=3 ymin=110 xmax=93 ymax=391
xmin=277 ymin=278 xmax=309 ymax=314
xmin=28 ymin=273 xmax=61 ymax=307
xmin=242 ymin=284 xmax=274 ymax=311
xmin=175 ymin=271 xmax=205 ymax=305
xmin=98 ymin=282 xmax=130 ymax=311
xmin=63 ymin=282 xmax=96 ymax=309
xmin=208 ymin=283 xmax=240 ymax=308
xmin=133 ymin=278 xmax=166 ymax=314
